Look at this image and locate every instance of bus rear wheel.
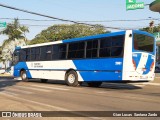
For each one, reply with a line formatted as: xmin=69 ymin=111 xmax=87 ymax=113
xmin=20 ymin=70 xmax=28 ymax=82
xmin=87 ymin=82 xmax=102 ymax=87
xmin=65 ymin=70 xmax=79 ymax=87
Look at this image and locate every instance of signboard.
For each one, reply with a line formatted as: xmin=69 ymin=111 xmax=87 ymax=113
xmin=126 ymin=0 xmax=136 ymax=4
xmin=126 ymin=0 xmax=144 ymax=10
xmin=0 ymin=22 xmax=7 ymax=27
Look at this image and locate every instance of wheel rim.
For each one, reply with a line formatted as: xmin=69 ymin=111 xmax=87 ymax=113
xmin=68 ymin=74 xmax=75 ymax=84
xmin=22 ymin=72 xmax=27 ymax=80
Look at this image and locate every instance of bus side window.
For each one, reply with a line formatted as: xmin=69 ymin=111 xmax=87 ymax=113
xmin=111 ymin=35 xmax=124 ymax=57
xmin=40 ymin=46 xmax=47 ymax=61
xmin=52 ymin=45 xmax=60 ymax=60
xmin=68 ymin=42 xmax=84 ymax=59
xmin=59 ymin=44 xmax=67 ymax=59
xmin=86 ymin=40 xmax=98 ymax=58
xmin=31 ymin=48 xmax=36 ymax=61
xmin=26 ymin=48 xmax=31 ymax=61
xmin=35 ymin=47 xmax=40 ymax=61
xmin=134 ymin=40 xmax=138 ymax=50
xmin=99 ymin=37 xmax=111 ymax=58
xmin=19 ymin=49 xmax=26 ymax=61
xmin=46 ymin=46 xmax=52 ymax=60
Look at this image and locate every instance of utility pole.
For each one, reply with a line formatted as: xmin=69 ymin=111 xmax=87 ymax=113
xmin=149 ymin=20 xmax=154 ymax=33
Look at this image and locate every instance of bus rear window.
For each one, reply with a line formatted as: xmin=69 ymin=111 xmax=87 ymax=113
xmin=134 ymin=34 xmax=154 ymax=52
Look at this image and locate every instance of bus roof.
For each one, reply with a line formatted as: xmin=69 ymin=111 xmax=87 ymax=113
xmin=19 ymin=30 xmax=153 ymax=49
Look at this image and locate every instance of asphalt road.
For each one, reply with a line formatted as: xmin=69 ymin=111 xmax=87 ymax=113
xmin=0 ymin=75 xmax=160 ymax=120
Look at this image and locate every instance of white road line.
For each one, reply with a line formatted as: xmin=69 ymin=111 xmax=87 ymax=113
xmin=15 ymin=86 xmax=51 ymax=92
xmin=131 ymin=82 xmax=160 ymax=86
xmin=96 ymin=91 xmax=160 ymax=103
xmin=0 ymin=92 xmax=104 ymax=120
xmin=105 ymin=82 xmax=160 ymax=87
xmin=5 ymin=87 xmax=33 ymax=94
xmin=141 ymin=83 xmax=160 ymax=86
xmin=0 ymin=91 xmax=18 ymax=96
xmin=155 ymin=77 xmax=160 ymax=78
xmin=30 ymin=84 xmax=70 ymax=91
xmin=14 ymin=77 xmax=22 ymax=80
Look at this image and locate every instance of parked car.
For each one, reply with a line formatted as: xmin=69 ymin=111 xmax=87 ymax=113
xmin=155 ymin=61 xmax=160 ymax=71
xmin=0 ymin=68 xmax=5 ymax=74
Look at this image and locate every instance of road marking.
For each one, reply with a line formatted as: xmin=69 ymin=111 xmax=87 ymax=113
xmin=103 ymin=82 xmax=160 ymax=87
xmin=131 ymin=82 xmax=160 ymax=86
xmin=30 ymin=84 xmax=70 ymax=91
xmin=0 ymin=91 xmax=18 ymax=96
xmin=5 ymin=87 xmax=33 ymax=94
xmin=96 ymin=91 xmax=160 ymax=103
xmin=15 ymin=86 xmax=51 ymax=92
xmin=14 ymin=77 xmax=22 ymax=80
xmin=141 ymin=82 xmax=160 ymax=86
xmin=0 ymin=92 xmax=104 ymax=120
xmin=155 ymin=77 xmax=160 ymax=78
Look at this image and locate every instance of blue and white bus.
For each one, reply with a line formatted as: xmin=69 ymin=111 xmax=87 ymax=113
xmin=12 ymin=30 xmax=156 ymax=87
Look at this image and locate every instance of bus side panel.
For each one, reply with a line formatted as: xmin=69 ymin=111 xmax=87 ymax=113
xmin=73 ymin=58 xmax=123 ymax=81
xmin=78 ymin=71 xmax=122 ymax=81
xmin=14 ymin=60 xmax=84 ymax=81
xmin=14 ymin=62 xmax=32 ymax=78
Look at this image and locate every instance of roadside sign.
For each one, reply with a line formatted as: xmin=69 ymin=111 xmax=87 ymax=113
xmin=0 ymin=22 xmax=7 ymax=27
xmin=126 ymin=2 xmax=144 ymax=10
xmin=126 ymin=0 xmax=136 ymax=4
xmin=126 ymin=0 xmax=144 ymax=10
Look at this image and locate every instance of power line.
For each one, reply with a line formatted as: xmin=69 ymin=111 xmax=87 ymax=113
xmin=0 ymin=17 xmax=58 ymax=21
xmin=1 ymin=17 xmax=160 ymax=22
xmin=21 ymin=23 xmax=153 ymax=30
xmin=0 ymin=3 xmax=122 ymax=30
xmin=0 ymin=3 xmax=78 ymax=23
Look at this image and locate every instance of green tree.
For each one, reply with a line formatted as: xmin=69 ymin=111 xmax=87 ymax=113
xmin=140 ymin=21 xmax=160 ymax=33
xmin=30 ymin=24 xmax=109 ymax=45
xmin=0 ymin=18 xmax=29 ymax=42
xmin=0 ymin=18 xmax=29 ymax=69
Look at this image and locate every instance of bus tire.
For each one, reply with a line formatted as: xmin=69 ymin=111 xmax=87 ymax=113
xmin=87 ymin=82 xmax=102 ymax=87
xmin=65 ymin=70 xmax=79 ymax=87
xmin=20 ymin=70 xmax=28 ymax=82
xmin=41 ymin=79 xmax=48 ymax=83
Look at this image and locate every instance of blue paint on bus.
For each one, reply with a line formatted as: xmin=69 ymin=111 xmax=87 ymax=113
xmin=73 ymin=58 xmax=123 ymax=81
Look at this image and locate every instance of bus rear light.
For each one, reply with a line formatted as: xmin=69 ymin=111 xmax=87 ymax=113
xmin=150 ymin=62 xmax=154 ymax=71
xmin=132 ymin=59 xmax=136 ymax=70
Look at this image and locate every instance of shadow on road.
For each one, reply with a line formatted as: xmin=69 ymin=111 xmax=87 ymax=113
xmin=27 ymin=79 xmax=142 ymax=90
xmin=100 ymin=82 xmax=142 ymax=90
xmin=0 ymin=76 xmax=19 ymax=92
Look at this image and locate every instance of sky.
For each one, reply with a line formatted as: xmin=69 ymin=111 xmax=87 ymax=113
xmin=0 ymin=0 xmax=159 ymax=45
